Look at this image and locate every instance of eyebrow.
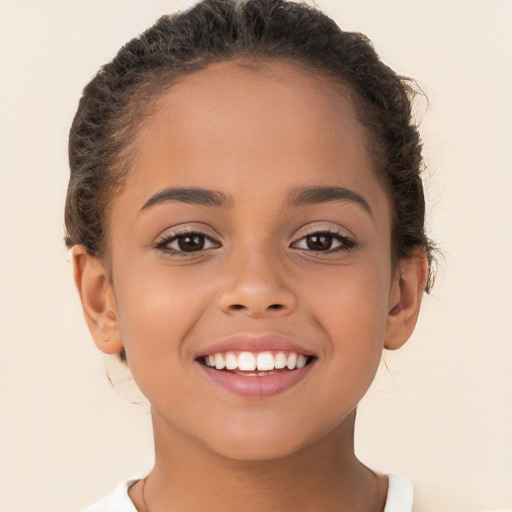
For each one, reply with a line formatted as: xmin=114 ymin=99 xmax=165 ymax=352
xmin=287 ymin=185 xmax=373 ymax=218
xmin=140 ymin=187 xmax=233 ymax=212
xmin=140 ymin=185 xmax=373 ymax=218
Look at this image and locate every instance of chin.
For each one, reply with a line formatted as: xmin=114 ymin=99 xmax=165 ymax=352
xmin=200 ymin=417 xmax=320 ymax=462
xmin=208 ymin=438 xmax=304 ymax=462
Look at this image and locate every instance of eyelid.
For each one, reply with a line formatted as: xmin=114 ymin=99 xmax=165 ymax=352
xmin=153 ymin=224 xmax=222 ymax=254
xmin=290 ymin=224 xmax=357 ymax=252
xmin=293 ymin=222 xmax=355 ymax=241
xmin=155 ymin=223 xmax=222 ymax=241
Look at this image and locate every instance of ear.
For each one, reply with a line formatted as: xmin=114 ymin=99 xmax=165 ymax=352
xmin=72 ymin=245 xmax=123 ymax=355
xmin=384 ymin=250 xmax=428 ymax=350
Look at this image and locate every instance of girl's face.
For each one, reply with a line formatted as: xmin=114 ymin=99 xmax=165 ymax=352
xmin=87 ymin=61 xmax=420 ymax=460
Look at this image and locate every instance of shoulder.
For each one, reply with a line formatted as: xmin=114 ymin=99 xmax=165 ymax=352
xmin=384 ymin=473 xmax=414 ymax=512
xmin=81 ymin=480 xmax=139 ymax=512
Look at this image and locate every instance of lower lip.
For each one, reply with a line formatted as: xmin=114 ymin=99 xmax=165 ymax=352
xmin=197 ymin=362 xmax=315 ymax=398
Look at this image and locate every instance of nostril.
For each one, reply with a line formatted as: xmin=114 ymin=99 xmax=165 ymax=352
xmin=267 ymin=304 xmax=284 ymax=310
xmin=231 ymin=304 xmax=245 ymax=310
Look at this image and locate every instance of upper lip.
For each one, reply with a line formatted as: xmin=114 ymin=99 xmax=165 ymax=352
xmin=195 ymin=333 xmax=315 ymax=358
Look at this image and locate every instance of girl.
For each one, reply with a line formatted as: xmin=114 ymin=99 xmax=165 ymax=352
xmin=65 ymin=0 xmax=434 ymax=510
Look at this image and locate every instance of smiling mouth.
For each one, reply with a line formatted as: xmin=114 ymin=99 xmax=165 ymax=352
xmin=197 ymin=351 xmax=316 ymax=376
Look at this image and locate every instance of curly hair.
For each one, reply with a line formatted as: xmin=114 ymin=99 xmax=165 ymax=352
xmin=65 ymin=0 xmax=435 ymax=291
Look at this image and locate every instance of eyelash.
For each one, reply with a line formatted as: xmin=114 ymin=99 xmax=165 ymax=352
xmin=154 ymin=228 xmax=356 ymax=256
xmin=291 ymin=229 xmax=356 ymax=254
xmin=154 ymin=229 xmax=220 ymax=256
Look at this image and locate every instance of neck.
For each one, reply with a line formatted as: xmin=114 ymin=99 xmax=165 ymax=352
xmin=132 ymin=409 xmax=387 ymax=512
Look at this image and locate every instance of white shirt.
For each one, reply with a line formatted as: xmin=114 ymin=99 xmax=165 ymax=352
xmin=82 ymin=473 xmax=413 ymax=511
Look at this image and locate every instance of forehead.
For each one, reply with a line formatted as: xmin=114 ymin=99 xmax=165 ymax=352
xmin=145 ymin=59 xmax=359 ymax=127
xmin=120 ymin=59 xmax=387 ymax=217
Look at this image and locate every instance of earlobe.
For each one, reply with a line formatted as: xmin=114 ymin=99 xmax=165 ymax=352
xmin=384 ymin=251 xmax=428 ymax=350
xmin=72 ymin=245 xmax=123 ymax=355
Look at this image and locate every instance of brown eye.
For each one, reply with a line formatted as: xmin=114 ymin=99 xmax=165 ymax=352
xmin=177 ymin=234 xmax=205 ymax=252
xmin=156 ymin=231 xmax=220 ymax=254
xmin=291 ymin=230 xmax=356 ymax=253
xmin=305 ymin=233 xmax=333 ymax=251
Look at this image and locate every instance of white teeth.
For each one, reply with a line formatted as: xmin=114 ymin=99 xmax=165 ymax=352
xmin=274 ymin=352 xmax=287 ymax=369
xmin=214 ymin=353 xmax=225 ymax=370
xmin=238 ymin=352 xmax=256 ymax=371
xmin=296 ymin=355 xmax=307 ymax=368
xmin=204 ymin=351 xmax=311 ymax=371
xmin=286 ymin=353 xmax=297 ymax=370
xmin=225 ymin=352 xmax=238 ymax=370
xmin=257 ymin=352 xmax=274 ymax=371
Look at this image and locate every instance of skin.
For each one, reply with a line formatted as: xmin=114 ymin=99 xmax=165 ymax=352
xmin=74 ymin=60 xmax=427 ymax=512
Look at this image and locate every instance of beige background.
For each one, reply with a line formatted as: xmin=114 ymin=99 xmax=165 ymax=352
xmin=0 ymin=1 xmax=511 ymax=511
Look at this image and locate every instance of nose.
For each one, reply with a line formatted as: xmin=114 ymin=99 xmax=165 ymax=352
xmin=218 ymin=252 xmax=297 ymax=317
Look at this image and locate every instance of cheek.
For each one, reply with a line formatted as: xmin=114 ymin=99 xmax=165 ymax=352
xmin=113 ymin=279 xmax=208 ymax=427
xmin=302 ymin=251 xmax=392 ymax=335
xmin=300 ymin=254 xmax=392 ymax=391
xmin=112 ymin=263 xmax=213 ymax=382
